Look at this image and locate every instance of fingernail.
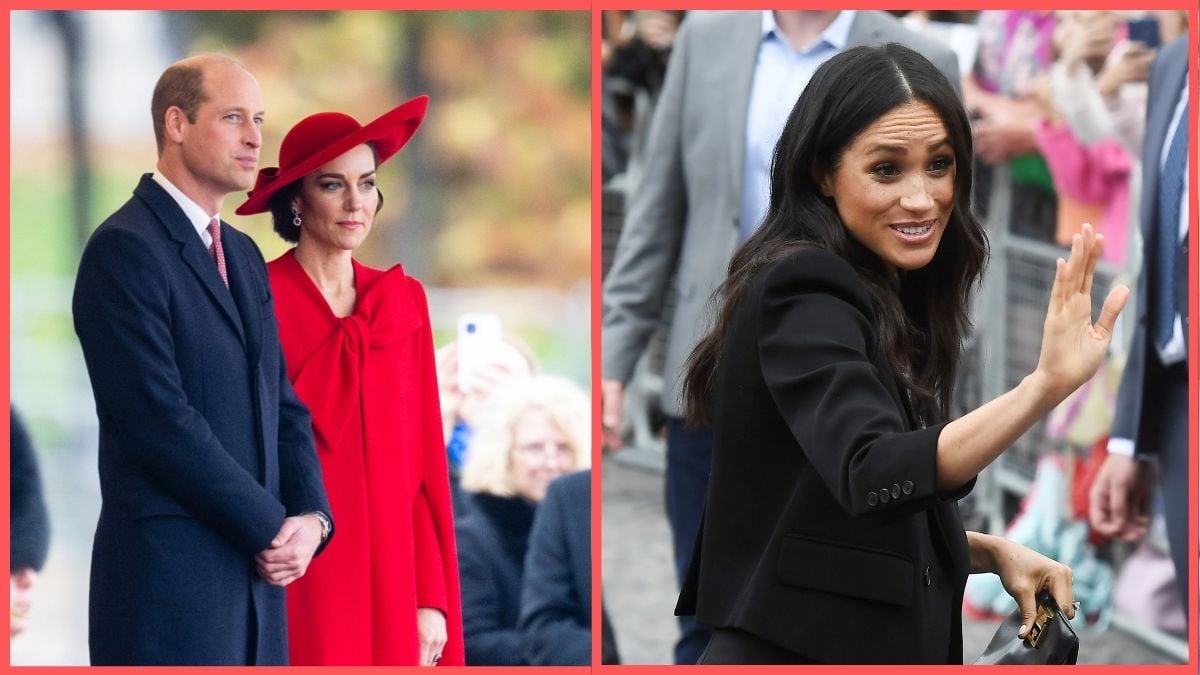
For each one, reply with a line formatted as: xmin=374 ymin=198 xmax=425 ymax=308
xmin=1018 ymin=625 xmax=1027 ymax=637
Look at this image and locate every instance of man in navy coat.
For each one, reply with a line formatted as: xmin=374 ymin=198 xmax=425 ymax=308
xmin=73 ymin=53 xmax=333 ymax=665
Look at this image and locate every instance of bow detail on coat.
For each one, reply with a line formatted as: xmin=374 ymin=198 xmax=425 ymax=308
xmin=291 ymin=266 xmax=422 ymax=450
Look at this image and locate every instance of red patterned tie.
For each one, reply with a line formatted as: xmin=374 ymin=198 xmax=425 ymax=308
xmin=207 ymin=218 xmax=228 ymax=287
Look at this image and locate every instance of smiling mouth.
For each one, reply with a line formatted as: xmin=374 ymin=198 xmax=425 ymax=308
xmin=893 ymin=221 xmax=933 ymax=236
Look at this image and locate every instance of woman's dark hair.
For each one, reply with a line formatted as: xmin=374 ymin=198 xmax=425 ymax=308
xmin=267 ymin=143 xmax=385 ymax=243
xmin=683 ymin=43 xmax=988 ymax=426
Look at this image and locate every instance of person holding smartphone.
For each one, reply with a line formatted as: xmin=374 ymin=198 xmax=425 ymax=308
xmin=235 ymin=98 xmax=464 ymax=666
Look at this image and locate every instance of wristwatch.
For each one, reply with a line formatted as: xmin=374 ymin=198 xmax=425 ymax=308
xmin=306 ymin=510 xmax=332 ymax=543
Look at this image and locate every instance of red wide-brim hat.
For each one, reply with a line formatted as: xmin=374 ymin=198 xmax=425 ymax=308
xmin=235 ymin=95 xmax=428 ymax=216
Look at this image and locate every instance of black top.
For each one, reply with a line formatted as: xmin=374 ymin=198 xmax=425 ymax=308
xmin=456 ymin=491 xmax=537 ymax=665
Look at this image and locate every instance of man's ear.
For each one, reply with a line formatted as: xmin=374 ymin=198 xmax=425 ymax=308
xmin=163 ymin=106 xmax=188 ymax=145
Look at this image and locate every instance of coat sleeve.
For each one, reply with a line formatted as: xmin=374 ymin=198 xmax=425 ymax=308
xmin=413 ymin=485 xmax=449 ymax=612
xmin=277 ymin=366 xmax=332 ymax=529
xmin=518 ymin=474 xmax=589 ymax=665
xmin=247 ymin=239 xmax=332 ymax=551
xmin=72 ymin=227 xmax=286 ymax=555
xmin=599 ymin=14 xmax=694 ymax=383
xmin=756 ymin=251 xmax=963 ymax=519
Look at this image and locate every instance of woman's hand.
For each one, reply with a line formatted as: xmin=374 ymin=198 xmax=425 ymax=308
xmin=417 ymin=607 xmax=448 ymax=666
xmin=1033 ymin=223 xmax=1129 ymax=404
xmin=969 ymin=533 xmax=1076 ymax=638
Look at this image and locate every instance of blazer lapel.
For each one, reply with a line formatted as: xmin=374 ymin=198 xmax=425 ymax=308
xmin=725 ymin=11 xmax=765 ymax=202
xmin=133 ymin=175 xmax=245 ymax=346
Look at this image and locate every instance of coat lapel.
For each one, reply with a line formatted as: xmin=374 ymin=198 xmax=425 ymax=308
xmin=225 ymin=229 xmax=264 ymax=368
xmin=133 ymin=175 xmax=246 ymax=346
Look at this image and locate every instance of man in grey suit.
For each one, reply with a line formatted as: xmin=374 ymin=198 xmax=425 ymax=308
xmin=601 ymin=11 xmax=960 ymax=663
xmin=1089 ymin=34 xmax=1189 ymax=617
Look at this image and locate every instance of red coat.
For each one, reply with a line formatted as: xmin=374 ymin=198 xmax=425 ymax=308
xmin=268 ymin=250 xmax=465 ymax=665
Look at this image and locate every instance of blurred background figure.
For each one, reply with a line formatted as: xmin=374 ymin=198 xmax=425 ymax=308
xmin=1089 ymin=29 xmax=1190 ymax=629
xmin=455 ymin=375 xmax=590 ymax=665
xmin=600 ymin=10 xmax=684 ymax=184
xmin=435 ymin=333 xmax=539 ymax=511
xmin=964 ymin=10 xmax=1059 ymax=242
xmin=518 ymin=469 xmax=612 ymax=665
xmin=897 ymin=10 xmax=981 ymax=76
xmin=10 ymin=407 xmax=51 ymax=640
xmin=1033 ymin=10 xmax=1150 ymax=262
xmin=9 ymin=10 xmax=588 ymax=665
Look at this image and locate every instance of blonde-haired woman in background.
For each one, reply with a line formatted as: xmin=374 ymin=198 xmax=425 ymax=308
xmin=455 ymin=375 xmax=590 ymax=665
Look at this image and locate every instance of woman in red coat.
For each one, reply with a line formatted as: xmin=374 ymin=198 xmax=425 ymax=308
xmin=234 ymin=97 xmax=464 ymax=666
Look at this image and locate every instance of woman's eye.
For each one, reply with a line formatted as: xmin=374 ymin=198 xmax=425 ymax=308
xmin=362 ymin=180 xmax=377 ymax=190
xmin=929 ymin=157 xmax=954 ymax=172
xmin=319 ymin=181 xmax=343 ymax=191
xmin=872 ymin=163 xmax=900 ymax=178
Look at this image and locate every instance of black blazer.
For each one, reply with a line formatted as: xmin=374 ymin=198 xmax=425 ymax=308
xmin=73 ymin=175 xmax=331 ymax=665
xmin=677 ymin=248 xmax=974 ymax=664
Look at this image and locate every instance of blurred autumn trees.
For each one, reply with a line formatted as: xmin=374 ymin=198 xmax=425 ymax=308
xmin=37 ymin=10 xmax=591 ymax=288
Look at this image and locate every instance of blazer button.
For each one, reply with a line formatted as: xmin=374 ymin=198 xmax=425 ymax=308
xmin=923 ymin=566 xmax=932 ymax=587
xmin=890 ymin=483 xmax=901 ymax=499
xmin=867 ymin=492 xmax=879 ymax=507
xmin=902 ymin=480 xmax=914 ymax=495
xmin=878 ymin=489 xmax=891 ymax=504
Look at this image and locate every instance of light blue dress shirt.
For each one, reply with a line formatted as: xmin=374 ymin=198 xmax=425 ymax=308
xmin=739 ymin=10 xmax=856 ymax=242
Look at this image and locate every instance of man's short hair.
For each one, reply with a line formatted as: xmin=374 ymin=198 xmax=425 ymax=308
xmin=150 ymin=54 xmax=245 ymax=154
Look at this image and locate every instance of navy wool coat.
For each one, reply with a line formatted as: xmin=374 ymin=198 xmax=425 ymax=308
xmin=73 ymin=175 xmax=331 ymax=665
xmin=518 ymin=470 xmax=592 ymax=665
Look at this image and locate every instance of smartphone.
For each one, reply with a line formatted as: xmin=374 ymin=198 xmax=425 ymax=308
xmin=457 ymin=313 xmax=502 ymax=394
xmin=1126 ymin=17 xmax=1161 ymax=50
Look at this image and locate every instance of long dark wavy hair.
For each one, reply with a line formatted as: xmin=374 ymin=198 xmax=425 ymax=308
xmin=683 ymin=44 xmax=988 ymax=426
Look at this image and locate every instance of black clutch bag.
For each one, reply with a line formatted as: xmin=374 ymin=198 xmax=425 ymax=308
xmin=975 ymin=589 xmax=1079 ymax=665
